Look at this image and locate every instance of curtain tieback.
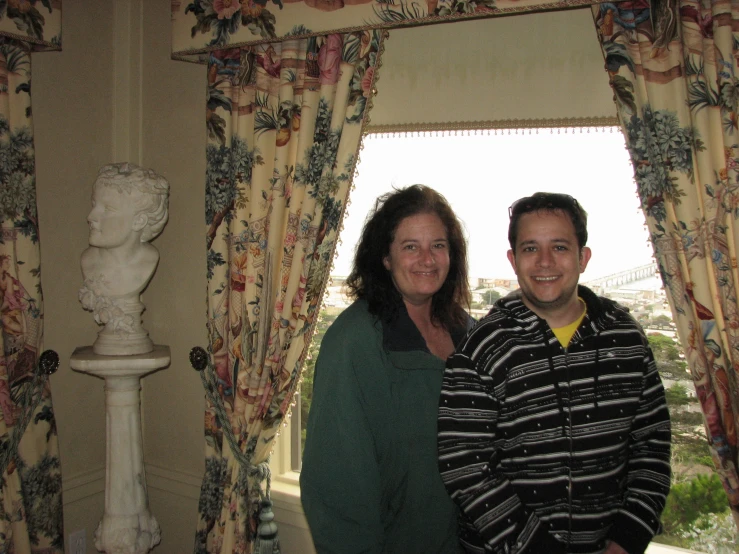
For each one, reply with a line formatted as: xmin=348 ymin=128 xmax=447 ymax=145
xmin=189 ymin=346 xmax=281 ymax=554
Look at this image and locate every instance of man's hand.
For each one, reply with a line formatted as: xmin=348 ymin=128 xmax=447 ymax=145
xmin=604 ymin=541 xmax=628 ymax=554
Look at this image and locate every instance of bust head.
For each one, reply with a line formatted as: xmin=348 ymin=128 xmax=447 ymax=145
xmin=80 ymin=163 xmax=170 ymax=356
xmin=88 ymin=163 xmax=169 ymax=248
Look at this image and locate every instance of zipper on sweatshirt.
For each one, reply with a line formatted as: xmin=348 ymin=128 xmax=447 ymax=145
xmin=564 ymin=346 xmax=573 ymax=550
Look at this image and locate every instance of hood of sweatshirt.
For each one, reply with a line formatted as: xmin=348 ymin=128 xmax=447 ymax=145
xmin=490 ymin=284 xmax=637 ymax=419
xmin=490 ymin=284 xmax=632 ymax=337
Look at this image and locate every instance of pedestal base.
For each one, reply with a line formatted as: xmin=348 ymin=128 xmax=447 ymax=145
xmin=95 ymin=511 xmax=161 ymax=554
xmin=70 ymin=345 xmax=170 ymax=554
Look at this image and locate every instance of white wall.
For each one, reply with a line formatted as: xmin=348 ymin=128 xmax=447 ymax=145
xmin=33 ymin=1 xmax=113 ymax=550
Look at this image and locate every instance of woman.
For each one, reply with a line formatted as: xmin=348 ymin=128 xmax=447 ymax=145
xmin=300 ymin=185 xmax=472 ymax=553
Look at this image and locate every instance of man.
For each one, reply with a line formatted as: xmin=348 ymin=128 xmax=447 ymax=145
xmin=438 ymin=192 xmax=671 ymax=554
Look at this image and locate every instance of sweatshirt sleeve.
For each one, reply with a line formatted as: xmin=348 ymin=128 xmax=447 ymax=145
xmin=607 ymin=343 xmax=672 ymax=554
xmin=438 ymin=337 xmax=565 ymax=554
xmin=300 ymin=322 xmax=385 ymax=554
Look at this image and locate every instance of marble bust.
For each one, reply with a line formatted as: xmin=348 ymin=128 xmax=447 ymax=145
xmin=79 ymin=163 xmax=169 ymax=356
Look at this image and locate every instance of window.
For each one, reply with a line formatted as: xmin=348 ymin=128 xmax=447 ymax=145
xmin=294 ymin=124 xmax=654 ymax=455
xmin=270 ymin=125 xmax=731 ymax=552
xmin=333 ymin=127 xmax=653 ymax=282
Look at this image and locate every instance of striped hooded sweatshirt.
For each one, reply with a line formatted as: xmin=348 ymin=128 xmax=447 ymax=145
xmin=438 ymin=285 xmax=671 ymax=554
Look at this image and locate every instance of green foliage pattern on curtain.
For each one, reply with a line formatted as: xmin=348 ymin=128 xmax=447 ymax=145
xmin=593 ymin=0 xmax=739 ymax=522
xmin=0 ymin=37 xmax=63 ymax=553
xmin=0 ymin=1 xmax=62 ymax=50
xmin=195 ymin=30 xmax=383 ymax=553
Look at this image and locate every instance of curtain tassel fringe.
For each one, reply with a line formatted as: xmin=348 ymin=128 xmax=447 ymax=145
xmin=255 ymin=499 xmax=279 ymax=554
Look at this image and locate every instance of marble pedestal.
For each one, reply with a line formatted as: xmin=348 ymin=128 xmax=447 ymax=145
xmin=70 ymin=345 xmax=170 ymax=554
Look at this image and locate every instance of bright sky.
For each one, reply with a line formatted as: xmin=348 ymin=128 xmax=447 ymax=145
xmin=332 ymin=128 xmax=654 ymax=282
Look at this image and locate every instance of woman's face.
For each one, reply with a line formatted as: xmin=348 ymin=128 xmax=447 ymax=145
xmin=383 ymin=212 xmax=451 ymax=307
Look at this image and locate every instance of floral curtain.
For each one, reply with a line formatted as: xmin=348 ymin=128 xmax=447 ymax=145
xmin=171 ymin=0 xmax=605 ymax=63
xmin=594 ymin=0 xmax=739 ymax=524
xmin=194 ymin=30 xmax=383 ymax=553
xmin=0 ymin=37 xmax=63 ymax=553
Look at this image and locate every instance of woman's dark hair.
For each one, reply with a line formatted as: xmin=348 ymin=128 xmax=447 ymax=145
xmin=345 ymin=185 xmax=471 ymax=329
xmin=508 ymin=192 xmax=588 ymax=250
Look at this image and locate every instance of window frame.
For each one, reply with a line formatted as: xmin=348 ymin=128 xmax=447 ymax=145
xmin=264 ymin=118 xmax=717 ymax=554
xmin=271 ymin=116 xmax=636 ymax=478
xmin=273 ymin=117 xmax=623 ymax=476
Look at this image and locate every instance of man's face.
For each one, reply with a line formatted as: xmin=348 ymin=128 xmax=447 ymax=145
xmin=507 ymin=209 xmax=591 ymax=322
xmin=87 ymin=184 xmax=140 ymax=249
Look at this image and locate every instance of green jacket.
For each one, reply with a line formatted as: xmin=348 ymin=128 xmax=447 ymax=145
xmin=301 ymin=299 xmax=467 ymax=554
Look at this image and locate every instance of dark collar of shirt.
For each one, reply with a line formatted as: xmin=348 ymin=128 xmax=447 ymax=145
xmin=382 ymin=301 xmax=469 ymax=354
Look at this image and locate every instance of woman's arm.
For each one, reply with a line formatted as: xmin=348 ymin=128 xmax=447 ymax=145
xmin=300 ymin=321 xmax=385 ymax=554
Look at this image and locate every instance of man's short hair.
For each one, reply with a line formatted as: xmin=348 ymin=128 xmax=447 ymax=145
xmin=508 ymin=192 xmax=588 ymax=250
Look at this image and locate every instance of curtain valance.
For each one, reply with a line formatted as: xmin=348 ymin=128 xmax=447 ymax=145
xmin=172 ymin=0 xmax=614 ymax=62
xmin=0 ymin=1 xmax=61 ymax=52
xmin=364 ymin=9 xmax=617 ymax=127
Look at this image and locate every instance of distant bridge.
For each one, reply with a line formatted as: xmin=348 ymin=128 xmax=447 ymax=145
xmin=582 ymin=263 xmax=658 ymax=289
